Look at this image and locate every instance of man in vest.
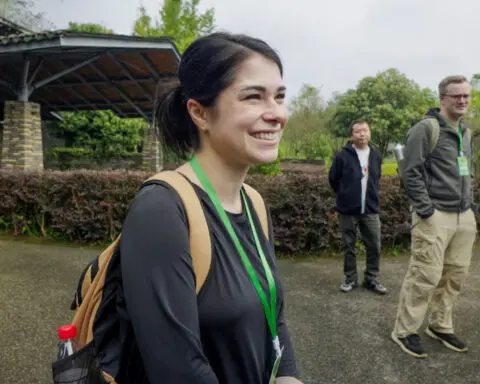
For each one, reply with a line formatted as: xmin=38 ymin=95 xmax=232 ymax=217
xmin=328 ymin=120 xmax=387 ymax=295
xmin=391 ymin=75 xmax=477 ymax=358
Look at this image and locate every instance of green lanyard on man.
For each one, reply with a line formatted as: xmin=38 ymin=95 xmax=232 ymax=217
xmin=457 ymin=124 xmax=469 ymax=176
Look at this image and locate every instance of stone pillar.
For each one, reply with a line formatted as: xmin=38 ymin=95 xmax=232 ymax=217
xmin=1 ymin=101 xmax=43 ymax=171
xmin=141 ymin=124 xmax=162 ymax=173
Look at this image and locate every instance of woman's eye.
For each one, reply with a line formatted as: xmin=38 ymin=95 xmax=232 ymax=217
xmin=245 ymin=94 xmax=261 ymax=100
xmin=276 ymin=93 xmax=286 ymax=100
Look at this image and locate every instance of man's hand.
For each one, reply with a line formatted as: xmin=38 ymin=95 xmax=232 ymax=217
xmin=276 ymin=377 xmax=304 ymax=384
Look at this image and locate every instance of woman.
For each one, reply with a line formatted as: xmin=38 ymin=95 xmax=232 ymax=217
xmin=120 ymin=32 xmax=302 ymax=384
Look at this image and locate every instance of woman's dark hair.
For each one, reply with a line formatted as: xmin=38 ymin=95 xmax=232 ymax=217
xmin=156 ymin=32 xmax=283 ymax=158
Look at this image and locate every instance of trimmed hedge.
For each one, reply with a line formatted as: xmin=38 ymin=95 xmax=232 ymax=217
xmin=0 ymin=170 xmax=478 ymax=254
xmin=44 ymin=148 xmax=142 ymax=171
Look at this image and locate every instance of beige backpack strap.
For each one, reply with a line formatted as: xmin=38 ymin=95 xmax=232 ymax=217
xmin=146 ymin=171 xmax=211 ymax=293
xmin=72 ymin=236 xmax=121 ymax=346
xmin=243 ymin=183 xmax=269 ymax=241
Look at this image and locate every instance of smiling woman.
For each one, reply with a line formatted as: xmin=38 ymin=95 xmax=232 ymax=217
xmin=116 ymin=32 xmax=302 ymax=384
xmin=157 ymin=33 xmax=288 ymax=190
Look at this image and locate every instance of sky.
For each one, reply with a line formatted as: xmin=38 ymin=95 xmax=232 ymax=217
xmin=33 ymin=0 xmax=480 ymax=102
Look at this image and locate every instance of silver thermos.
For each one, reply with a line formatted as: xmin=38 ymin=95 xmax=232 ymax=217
xmin=393 ymin=143 xmax=404 ymax=162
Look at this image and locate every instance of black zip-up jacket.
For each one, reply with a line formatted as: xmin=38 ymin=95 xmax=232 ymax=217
xmin=328 ymin=142 xmax=382 ymax=215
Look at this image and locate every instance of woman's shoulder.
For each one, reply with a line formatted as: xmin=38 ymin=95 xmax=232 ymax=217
xmin=126 ymin=181 xmax=188 ymax=224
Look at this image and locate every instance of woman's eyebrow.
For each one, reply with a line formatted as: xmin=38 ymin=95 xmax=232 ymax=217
xmin=239 ymin=85 xmax=286 ymax=92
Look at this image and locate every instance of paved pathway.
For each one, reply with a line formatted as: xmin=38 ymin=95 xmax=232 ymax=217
xmin=1 ymin=237 xmax=479 ymax=383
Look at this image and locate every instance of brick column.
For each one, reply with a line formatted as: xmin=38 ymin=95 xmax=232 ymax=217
xmin=141 ymin=125 xmax=162 ymax=173
xmin=1 ymin=101 xmax=43 ymax=171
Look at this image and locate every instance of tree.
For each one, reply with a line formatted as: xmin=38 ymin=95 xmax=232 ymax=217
xmin=330 ymin=68 xmax=437 ymax=157
xmin=282 ymin=84 xmax=337 ymax=160
xmin=51 ymin=22 xmax=146 ymax=159
xmin=67 ymin=22 xmax=113 ymax=34
xmin=0 ymin=0 xmax=55 ymax=31
xmin=132 ymin=0 xmax=215 ymax=53
xmin=52 ymin=111 xmax=146 ymax=158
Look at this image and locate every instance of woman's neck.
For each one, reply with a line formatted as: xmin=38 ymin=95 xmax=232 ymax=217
xmin=178 ymin=150 xmax=248 ymax=214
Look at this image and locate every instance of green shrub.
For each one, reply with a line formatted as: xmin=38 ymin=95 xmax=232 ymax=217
xmin=0 ymin=170 xmax=478 ymax=254
xmin=45 ymin=147 xmax=142 ymax=171
xmin=249 ymin=159 xmax=282 ymax=176
xmin=249 ymin=148 xmax=284 ymax=176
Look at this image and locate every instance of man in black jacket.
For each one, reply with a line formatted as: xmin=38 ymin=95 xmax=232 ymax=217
xmin=328 ymin=120 xmax=387 ymax=295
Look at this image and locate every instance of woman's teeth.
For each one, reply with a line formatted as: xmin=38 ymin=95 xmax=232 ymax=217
xmin=251 ymin=132 xmax=277 ymax=140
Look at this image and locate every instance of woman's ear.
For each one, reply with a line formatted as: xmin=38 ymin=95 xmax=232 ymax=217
xmin=187 ymin=99 xmax=209 ymax=133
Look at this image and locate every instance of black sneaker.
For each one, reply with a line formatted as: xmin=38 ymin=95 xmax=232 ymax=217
xmin=340 ymin=279 xmax=358 ymax=292
xmin=426 ymin=326 xmax=468 ymax=352
xmin=363 ymin=279 xmax=387 ymax=295
xmin=391 ymin=332 xmax=428 ymax=358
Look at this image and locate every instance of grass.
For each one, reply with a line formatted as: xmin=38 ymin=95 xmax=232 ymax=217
xmin=382 ymin=162 xmax=398 ymax=176
xmin=318 ymin=157 xmax=398 ymax=176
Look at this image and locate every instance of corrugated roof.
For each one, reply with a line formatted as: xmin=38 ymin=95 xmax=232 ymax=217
xmin=0 ymin=16 xmax=33 ymax=37
xmin=0 ymin=30 xmax=175 ymax=47
xmin=0 ymin=30 xmax=180 ymax=121
xmin=0 ymin=30 xmax=61 ymax=45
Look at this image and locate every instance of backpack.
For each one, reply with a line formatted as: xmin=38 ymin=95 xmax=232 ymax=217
xmin=397 ymin=117 xmax=440 ymax=184
xmin=59 ymin=170 xmax=269 ymax=383
xmin=397 ymin=117 xmax=472 ymax=187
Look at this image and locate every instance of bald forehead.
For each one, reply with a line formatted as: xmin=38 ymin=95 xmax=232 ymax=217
xmin=352 ymin=122 xmax=369 ymax=131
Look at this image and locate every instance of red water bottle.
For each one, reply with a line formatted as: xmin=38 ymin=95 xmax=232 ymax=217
xmin=57 ymin=324 xmax=77 ymax=360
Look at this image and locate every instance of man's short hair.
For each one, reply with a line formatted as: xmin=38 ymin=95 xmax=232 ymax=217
xmin=438 ymin=75 xmax=469 ymax=97
xmin=349 ymin=119 xmax=369 ymax=135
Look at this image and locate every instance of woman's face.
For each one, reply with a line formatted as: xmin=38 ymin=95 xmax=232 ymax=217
xmin=198 ymin=53 xmax=288 ymax=168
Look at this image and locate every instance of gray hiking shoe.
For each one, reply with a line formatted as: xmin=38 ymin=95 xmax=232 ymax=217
xmin=340 ymin=279 xmax=358 ymax=292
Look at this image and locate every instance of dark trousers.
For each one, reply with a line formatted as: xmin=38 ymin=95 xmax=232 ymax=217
xmin=339 ymin=214 xmax=381 ymax=282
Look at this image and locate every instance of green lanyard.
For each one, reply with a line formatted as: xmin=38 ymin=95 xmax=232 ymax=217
xmin=189 ymin=156 xmax=280 ymax=357
xmin=457 ymin=125 xmax=464 ymax=156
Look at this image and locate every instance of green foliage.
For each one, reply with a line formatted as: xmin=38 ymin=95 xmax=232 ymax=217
xmin=283 ymin=84 xmax=338 ymax=160
xmin=133 ymin=0 xmax=215 ymax=53
xmin=249 ymin=148 xmax=283 ymax=176
xmin=45 ymin=148 xmax=142 ymax=171
xmin=464 ymin=88 xmax=480 ymax=174
xmin=465 ymin=89 xmax=480 ymax=134
xmin=6 ymin=170 xmax=480 ymax=253
xmin=52 ymin=111 xmax=147 ymax=159
xmin=49 ymin=147 xmax=94 ymax=158
xmin=331 ymin=68 xmax=438 ymax=156
xmin=55 ymin=22 xmax=144 ymax=164
xmin=0 ymin=170 xmax=149 ymax=242
xmin=67 ymin=22 xmax=113 ymax=34
xmin=249 ymin=160 xmax=282 ymax=176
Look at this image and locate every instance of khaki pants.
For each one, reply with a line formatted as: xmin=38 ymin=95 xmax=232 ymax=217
xmin=393 ymin=209 xmax=477 ymax=337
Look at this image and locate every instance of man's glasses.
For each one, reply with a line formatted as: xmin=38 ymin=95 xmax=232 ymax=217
xmin=444 ymin=94 xmax=470 ymax=100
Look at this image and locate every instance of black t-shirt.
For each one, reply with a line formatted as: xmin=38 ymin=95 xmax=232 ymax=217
xmin=119 ymin=180 xmax=297 ymax=383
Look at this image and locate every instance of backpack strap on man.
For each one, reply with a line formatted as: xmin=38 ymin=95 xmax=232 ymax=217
xmin=243 ymin=183 xmax=269 ymax=241
xmin=425 ymin=117 xmax=440 ymax=154
xmin=145 ymin=171 xmax=212 ymax=293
